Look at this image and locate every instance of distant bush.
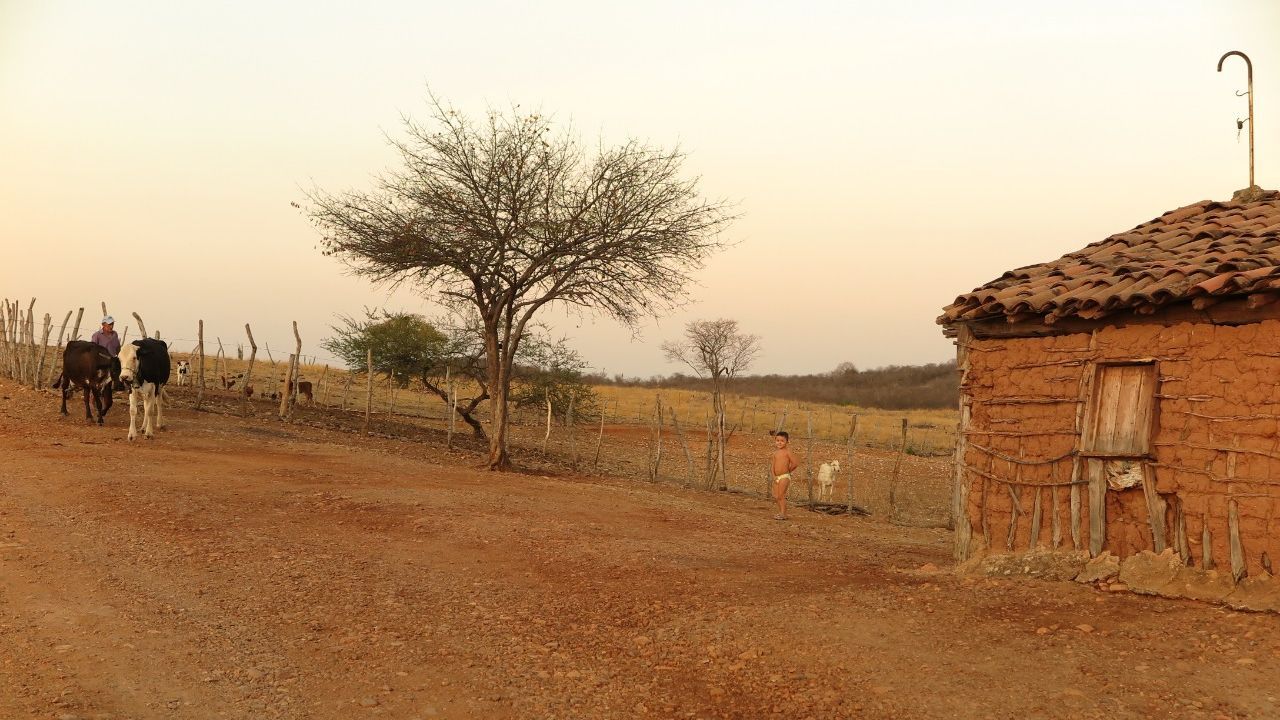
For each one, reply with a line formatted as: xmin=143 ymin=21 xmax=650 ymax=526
xmin=601 ymin=360 xmax=959 ymax=410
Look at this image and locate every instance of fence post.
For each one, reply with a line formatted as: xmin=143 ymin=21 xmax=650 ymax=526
xmin=196 ymin=320 xmax=205 ymax=410
xmin=243 ymin=324 xmax=258 ymax=415
xmin=542 ymin=390 xmax=552 ymax=454
xmin=669 ymin=406 xmax=697 ymax=486
xmin=32 ymin=313 xmax=51 ymax=390
xmin=0 ymin=302 xmax=9 ymax=379
xmin=23 ymin=298 xmax=36 ymax=385
xmin=888 ymin=418 xmax=909 ymax=518
xmin=70 ymin=307 xmax=84 ymax=342
xmin=846 ymin=414 xmax=860 ymax=515
xmin=765 ymin=409 xmax=788 ymax=498
xmin=279 ymin=354 xmax=296 ymax=419
xmin=567 ymin=391 xmax=577 ymax=467
xmin=363 ymin=348 xmax=373 ymax=431
xmin=805 ymin=411 xmax=815 ymax=505
xmin=131 ymin=312 xmax=148 ymax=339
xmin=593 ymin=410 xmax=606 ymax=469
xmin=289 ymin=321 xmax=302 ymax=412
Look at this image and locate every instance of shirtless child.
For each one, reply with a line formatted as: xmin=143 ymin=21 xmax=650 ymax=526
xmin=771 ymin=431 xmax=800 ymax=520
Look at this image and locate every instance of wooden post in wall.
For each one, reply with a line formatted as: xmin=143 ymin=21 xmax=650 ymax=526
xmin=951 ymin=326 xmax=975 ymax=556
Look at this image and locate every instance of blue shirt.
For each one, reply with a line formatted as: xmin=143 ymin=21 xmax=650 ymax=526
xmin=91 ymin=329 xmax=121 ymax=357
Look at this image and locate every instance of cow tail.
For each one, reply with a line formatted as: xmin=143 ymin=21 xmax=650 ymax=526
xmin=50 ymin=373 xmax=65 ymax=390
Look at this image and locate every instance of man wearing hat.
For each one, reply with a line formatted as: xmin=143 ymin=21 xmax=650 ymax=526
xmin=92 ymin=316 xmax=121 ymax=357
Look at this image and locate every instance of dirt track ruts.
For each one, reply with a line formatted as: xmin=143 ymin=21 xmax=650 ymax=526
xmin=1 ymin=379 xmax=1278 ymax=719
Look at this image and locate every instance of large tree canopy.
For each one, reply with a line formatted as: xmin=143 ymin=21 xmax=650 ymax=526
xmin=308 ymin=96 xmax=733 ymax=469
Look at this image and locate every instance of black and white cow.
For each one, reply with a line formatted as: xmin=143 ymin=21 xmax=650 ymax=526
xmin=176 ymin=360 xmax=191 ymax=386
xmin=117 ymin=338 xmax=171 ymax=440
xmin=52 ymin=340 xmax=119 ymax=425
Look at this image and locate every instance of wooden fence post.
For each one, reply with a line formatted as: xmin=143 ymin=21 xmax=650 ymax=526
xmin=0 ymin=302 xmax=9 ymax=379
xmin=765 ymin=409 xmax=789 ymax=498
xmin=448 ymin=367 xmax=457 ymax=445
xmin=32 ymin=313 xmax=51 ymax=389
xmin=888 ymin=418 xmax=909 ymax=518
xmin=131 ymin=312 xmax=148 ymax=339
xmin=846 ymin=414 xmax=860 ymax=515
xmin=341 ymin=371 xmax=353 ymax=411
xmin=651 ymin=395 xmax=664 ymax=482
xmin=196 ymin=320 xmax=205 ymax=410
xmin=69 ymin=307 xmax=84 ymax=342
xmin=363 ymin=348 xmax=373 ymax=431
xmin=567 ymin=391 xmax=577 ymax=467
xmin=669 ymin=406 xmax=697 ymax=487
xmin=243 ymin=323 xmax=258 ymax=415
xmin=593 ymin=410 xmax=606 ymax=469
xmin=319 ymin=365 xmax=330 ymax=405
xmin=805 ymin=412 xmax=815 ymax=505
xmin=542 ymin=391 xmax=552 ymax=454
xmin=289 ymin=321 xmax=302 ymax=411
xmin=46 ymin=309 xmax=73 ymax=387
xmin=449 ymin=384 xmax=458 ymax=446
xmin=279 ymin=354 xmax=296 ymax=419
xmin=23 ymin=298 xmax=36 ymax=385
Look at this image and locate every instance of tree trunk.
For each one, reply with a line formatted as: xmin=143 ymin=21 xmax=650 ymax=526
xmin=487 ymin=372 xmax=513 ymax=470
xmin=421 ymin=375 xmax=487 ymax=440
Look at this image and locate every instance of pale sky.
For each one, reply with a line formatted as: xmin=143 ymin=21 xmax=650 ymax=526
xmin=2 ymin=1 xmax=1277 ymax=376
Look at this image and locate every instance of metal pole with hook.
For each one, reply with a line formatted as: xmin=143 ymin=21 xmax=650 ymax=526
xmin=1217 ymin=50 xmax=1254 ymax=190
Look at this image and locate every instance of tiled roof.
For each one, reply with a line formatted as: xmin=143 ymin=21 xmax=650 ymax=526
xmin=940 ymin=189 xmax=1280 ymax=326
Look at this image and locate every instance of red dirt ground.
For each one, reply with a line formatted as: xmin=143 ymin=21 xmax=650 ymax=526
xmin=1 ymin=378 xmax=1278 ymax=719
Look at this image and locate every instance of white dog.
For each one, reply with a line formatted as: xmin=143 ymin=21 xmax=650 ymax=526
xmin=817 ymin=460 xmax=842 ymax=502
xmin=176 ymin=360 xmax=190 ymax=386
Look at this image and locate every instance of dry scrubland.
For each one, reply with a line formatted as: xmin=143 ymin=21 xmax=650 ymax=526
xmin=174 ymin=354 xmax=957 ymax=526
xmin=197 ymin=354 xmax=957 ymax=454
xmin=2 ymin=376 xmax=1279 ymax=720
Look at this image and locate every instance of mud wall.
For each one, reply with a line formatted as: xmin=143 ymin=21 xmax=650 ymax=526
xmin=959 ymin=319 xmax=1280 ymax=577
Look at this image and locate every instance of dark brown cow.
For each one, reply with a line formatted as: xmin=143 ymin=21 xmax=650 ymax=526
xmin=52 ymin=340 xmax=118 ymax=425
xmin=296 ymin=381 xmax=313 ymax=404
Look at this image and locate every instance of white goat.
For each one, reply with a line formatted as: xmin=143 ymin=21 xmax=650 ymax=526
xmin=817 ymin=460 xmax=841 ymax=502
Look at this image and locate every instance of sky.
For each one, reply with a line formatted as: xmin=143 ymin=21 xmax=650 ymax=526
xmin=2 ymin=1 xmax=1278 ymax=377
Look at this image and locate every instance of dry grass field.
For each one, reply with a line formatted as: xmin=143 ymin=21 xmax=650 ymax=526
xmin=3 ymin=375 xmax=1278 ymax=719
xmin=162 ymin=353 xmax=956 ymax=527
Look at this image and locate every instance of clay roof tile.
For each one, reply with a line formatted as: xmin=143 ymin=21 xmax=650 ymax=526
xmin=942 ymin=190 xmax=1280 ymax=325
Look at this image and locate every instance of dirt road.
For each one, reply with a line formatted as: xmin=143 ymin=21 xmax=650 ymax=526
xmin=1 ymin=379 xmax=1277 ymax=719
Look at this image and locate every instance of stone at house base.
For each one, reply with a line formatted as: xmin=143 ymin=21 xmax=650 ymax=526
xmin=1074 ymin=551 xmax=1119 ymax=584
xmin=956 ymin=547 xmax=1088 ymax=582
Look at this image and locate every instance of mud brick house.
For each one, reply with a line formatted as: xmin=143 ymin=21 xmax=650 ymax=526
xmin=939 ymin=188 xmax=1280 ymax=584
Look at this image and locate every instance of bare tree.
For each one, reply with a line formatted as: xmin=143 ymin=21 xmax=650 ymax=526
xmin=663 ymin=319 xmax=760 ymax=489
xmin=307 ymin=95 xmax=733 ymax=470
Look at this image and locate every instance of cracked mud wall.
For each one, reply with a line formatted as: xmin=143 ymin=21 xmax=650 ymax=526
xmin=959 ymin=318 xmax=1280 ymax=578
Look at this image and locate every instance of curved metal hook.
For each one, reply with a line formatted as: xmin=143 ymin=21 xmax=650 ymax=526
xmin=1217 ymin=50 xmax=1255 ymax=190
xmin=1217 ymin=50 xmax=1253 ymax=81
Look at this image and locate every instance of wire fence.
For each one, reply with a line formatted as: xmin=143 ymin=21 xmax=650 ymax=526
xmin=0 ymin=296 xmax=955 ymax=528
